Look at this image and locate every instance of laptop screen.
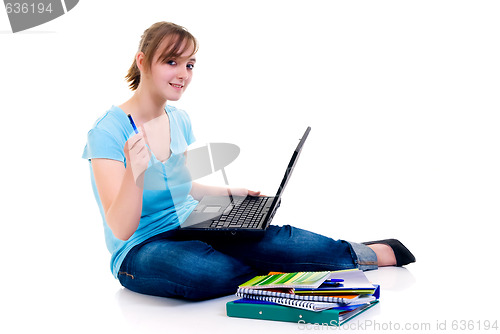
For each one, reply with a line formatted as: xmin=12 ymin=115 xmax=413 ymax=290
xmin=268 ymin=127 xmax=311 ymax=215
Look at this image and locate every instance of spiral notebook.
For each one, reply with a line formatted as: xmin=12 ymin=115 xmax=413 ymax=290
xmin=233 ymin=270 xmax=379 ymax=313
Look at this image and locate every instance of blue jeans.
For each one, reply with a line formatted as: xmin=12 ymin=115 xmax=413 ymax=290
xmin=117 ymin=225 xmax=377 ymax=300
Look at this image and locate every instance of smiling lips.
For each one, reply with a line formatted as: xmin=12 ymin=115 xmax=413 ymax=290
xmin=170 ymin=83 xmax=184 ymax=89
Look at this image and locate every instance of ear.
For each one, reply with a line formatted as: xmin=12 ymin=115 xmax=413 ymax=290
xmin=135 ymin=52 xmax=146 ymax=72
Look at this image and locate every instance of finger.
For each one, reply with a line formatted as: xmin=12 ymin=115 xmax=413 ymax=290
xmin=131 ymin=133 xmax=144 ymax=145
xmin=127 ymin=133 xmax=144 ymax=151
xmin=133 ymin=143 xmax=148 ymax=156
xmin=139 ymin=125 xmax=151 ymax=148
xmin=248 ymin=190 xmax=261 ymax=197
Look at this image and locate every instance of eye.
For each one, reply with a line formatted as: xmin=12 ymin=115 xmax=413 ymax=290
xmin=186 ymin=63 xmax=195 ymax=70
xmin=166 ymin=60 xmax=177 ymax=65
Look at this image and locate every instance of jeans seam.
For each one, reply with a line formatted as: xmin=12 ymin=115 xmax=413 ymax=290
xmin=118 ymin=271 xmax=135 ymax=279
xmin=357 ymin=261 xmax=378 ymax=265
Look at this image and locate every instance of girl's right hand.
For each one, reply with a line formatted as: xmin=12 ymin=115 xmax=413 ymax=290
xmin=124 ymin=132 xmax=151 ymax=186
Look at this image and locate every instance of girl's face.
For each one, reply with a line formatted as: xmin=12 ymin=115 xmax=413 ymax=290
xmin=144 ymin=39 xmax=196 ymax=102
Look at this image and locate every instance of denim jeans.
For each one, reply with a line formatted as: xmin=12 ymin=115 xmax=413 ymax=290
xmin=117 ymin=225 xmax=378 ymax=300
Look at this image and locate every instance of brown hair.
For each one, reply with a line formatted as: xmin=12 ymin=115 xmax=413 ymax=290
xmin=125 ymin=22 xmax=198 ymax=91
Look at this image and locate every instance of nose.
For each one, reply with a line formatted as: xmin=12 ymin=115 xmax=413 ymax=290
xmin=177 ymin=65 xmax=189 ymax=79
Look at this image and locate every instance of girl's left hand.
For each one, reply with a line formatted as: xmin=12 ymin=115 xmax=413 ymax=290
xmin=230 ymin=188 xmax=261 ymax=197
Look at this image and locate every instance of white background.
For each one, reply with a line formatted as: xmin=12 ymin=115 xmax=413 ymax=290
xmin=1 ymin=1 xmax=499 ymax=333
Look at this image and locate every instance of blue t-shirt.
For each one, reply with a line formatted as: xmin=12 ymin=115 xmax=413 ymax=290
xmin=82 ymin=105 xmax=198 ymax=277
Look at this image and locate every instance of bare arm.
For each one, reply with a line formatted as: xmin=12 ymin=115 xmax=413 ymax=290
xmin=91 ymin=159 xmax=143 ymax=240
xmin=91 ymin=132 xmax=150 ymax=241
xmin=190 ymin=182 xmax=260 ymax=201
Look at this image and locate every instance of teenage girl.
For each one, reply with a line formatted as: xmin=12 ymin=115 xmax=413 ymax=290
xmin=83 ymin=21 xmax=415 ymax=300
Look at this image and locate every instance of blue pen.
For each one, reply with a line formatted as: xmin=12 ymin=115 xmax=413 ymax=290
xmin=127 ymin=114 xmax=139 ymax=134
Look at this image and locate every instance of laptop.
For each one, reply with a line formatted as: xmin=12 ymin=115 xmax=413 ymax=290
xmin=177 ymin=126 xmax=311 ymax=239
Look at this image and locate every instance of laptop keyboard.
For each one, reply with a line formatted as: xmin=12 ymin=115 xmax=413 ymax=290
xmin=209 ymin=196 xmax=270 ymax=229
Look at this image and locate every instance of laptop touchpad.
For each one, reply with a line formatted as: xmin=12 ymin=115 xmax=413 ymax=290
xmin=203 ymin=206 xmax=222 ymax=213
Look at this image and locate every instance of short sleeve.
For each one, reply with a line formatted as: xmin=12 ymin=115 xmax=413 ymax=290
xmin=82 ymin=127 xmax=125 ymax=162
xmin=178 ymin=108 xmax=196 ymax=146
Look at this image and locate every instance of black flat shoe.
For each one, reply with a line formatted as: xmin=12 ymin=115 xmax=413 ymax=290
xmin=362 ymin=239 xmax=416 ymax=267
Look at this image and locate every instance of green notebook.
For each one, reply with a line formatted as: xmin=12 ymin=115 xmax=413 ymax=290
xmin=226 ymin=300 xmax=379 ymax=326
xmin=239 ymin=271 xmax=331 ymax=289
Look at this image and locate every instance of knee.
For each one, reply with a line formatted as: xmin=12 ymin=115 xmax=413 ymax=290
xmin=120 ymin=240 xmax=257 ymax=301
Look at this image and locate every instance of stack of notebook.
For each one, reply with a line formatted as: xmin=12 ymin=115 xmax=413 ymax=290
xmin=226 ymin=269 xmax=380 ymax=326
